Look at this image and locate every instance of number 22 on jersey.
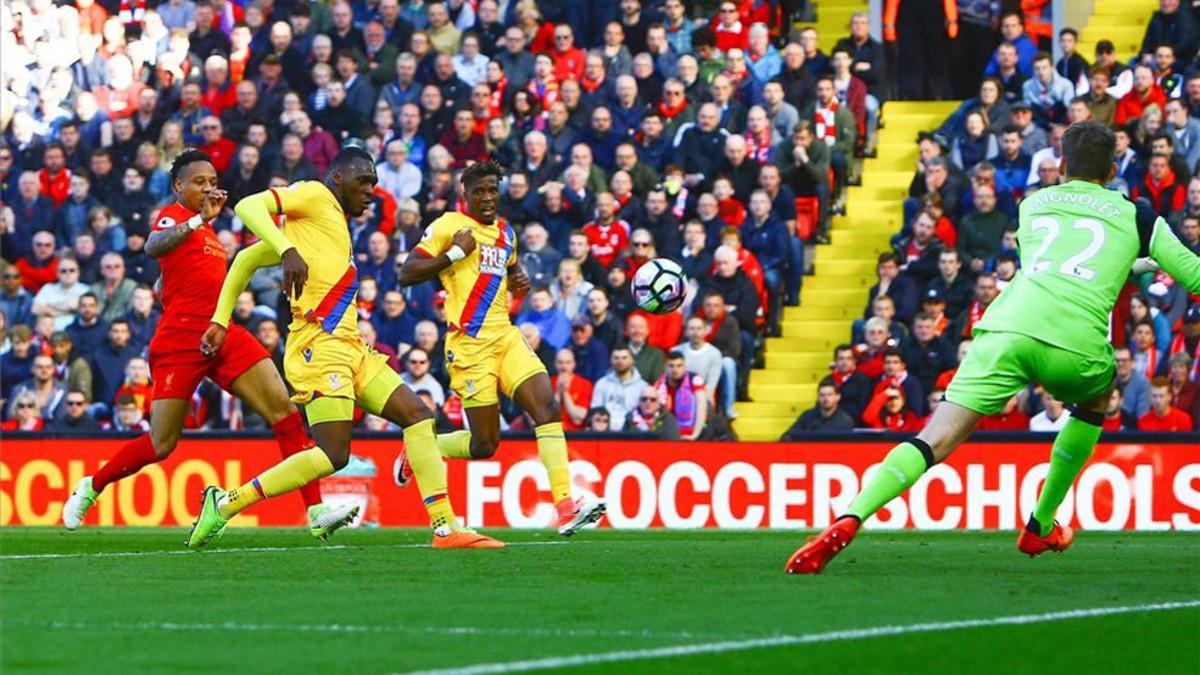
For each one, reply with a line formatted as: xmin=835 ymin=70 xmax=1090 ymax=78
xmin=1026 ymin=215 xmax=1107 ymax=281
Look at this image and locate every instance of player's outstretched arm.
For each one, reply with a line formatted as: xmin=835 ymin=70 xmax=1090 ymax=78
xmin=399 ymin=227 xmax=476 ymax=286
xmin=235 ymin=190 xmax=309 ymax=299
xmin=210 ymin=241 xmax=281 ymax=328
xmin=1149 ymin=218 xmax=1200 ymax=294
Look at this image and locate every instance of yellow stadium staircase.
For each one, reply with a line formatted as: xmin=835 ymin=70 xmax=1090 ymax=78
xmin=733 ymin=100 xmax=958 ymax=442
xmin=1078 ymin=0 xmax=1156 ymax=63
xmin=793 ymin=0 xmax=867 ymax=52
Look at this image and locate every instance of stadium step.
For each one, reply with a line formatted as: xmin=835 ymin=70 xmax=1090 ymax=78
xmin=751 ymin=369 xmax=829 ymax=386
xmin=744 ymin=98 xmax=954 ymax=436
xmin=778 ymin=318 xmax=854 ymax=339
xmin=846 ymin=185 xmax=908 ymax=203
xmin=791 ymin=0 xmax=866 ymax=52
xmin=809 ymin=258 xmax=878 ymax=277
xmin=860 ymin=170 xmax=914 ymax=190
xmin=782 ymin=304 xmax=859 ymax=321
xmin=828 ymin=229 xmax=897 ymax=248
xmin=764 ymin=350 xmax=836 ymax=370
xmin=812 ymin=245 xmax=883 ymax=262
xmin=1079 ymin=0 xmax=1157 ymax=62
xmin=730 ymin=417 xmax=798 ymax=442
xmin=801 ymin=288 xmax=871 ymax=306
xmin=802 ymin=275 xmax=873 ymax=291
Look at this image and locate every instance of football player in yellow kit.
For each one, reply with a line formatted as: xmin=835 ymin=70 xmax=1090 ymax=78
xmin=187 ymin=147 xmax=502 ymax=549
xmin=398 ymin=161 xmax=607 ymax=536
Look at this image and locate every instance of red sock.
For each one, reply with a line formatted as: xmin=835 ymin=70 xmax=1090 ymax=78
xmin=272 ymin=411 xmax=322 ymax=508
xmin=92 ymin=434 xmax=159 ymax=493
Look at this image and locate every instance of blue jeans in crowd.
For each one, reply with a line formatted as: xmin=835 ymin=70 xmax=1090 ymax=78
xmin=719 ymin=356 xmax=738 ymax=417
xmin=786 ymin=237 xmax=803 ymax=304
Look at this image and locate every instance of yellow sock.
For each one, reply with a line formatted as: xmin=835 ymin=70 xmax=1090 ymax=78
xmin=405 ymin=418 xmax=458 ymax=529
xmin=437 ymin=430 xmax=475 ymax=459
xmin=218 ymin=447 xmax=334 ymax=519
xmin=535 ymin=422 xmax=571 ymax=504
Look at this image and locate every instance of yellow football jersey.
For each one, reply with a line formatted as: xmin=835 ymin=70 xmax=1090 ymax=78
xmin=270 ymin=181 xmax=359 ymax=339
xmin=414 ymin=211 xmax=516 ymax=338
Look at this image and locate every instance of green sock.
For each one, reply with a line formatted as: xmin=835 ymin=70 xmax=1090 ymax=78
xmin=1031 ymin=416 xmax=1100 ymax=535
xmin=846 ymin=441 xmax=932 ymax=521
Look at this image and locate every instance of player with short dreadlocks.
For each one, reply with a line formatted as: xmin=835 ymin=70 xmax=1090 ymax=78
xmin=399 ymin=160 xmax=608 ymax=536
xmin=63 ymin=150 xmax=360 ymax=542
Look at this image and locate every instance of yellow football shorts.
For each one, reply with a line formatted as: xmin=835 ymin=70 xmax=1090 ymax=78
xmin=446 ymin=325 xmax=547 ymax=408
xmin=284 ymin=326 xmax=400 ymax=424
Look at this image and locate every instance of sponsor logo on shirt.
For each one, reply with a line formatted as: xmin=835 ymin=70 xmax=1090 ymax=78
xmin=478 ymin=243 xmax=509 ymax=276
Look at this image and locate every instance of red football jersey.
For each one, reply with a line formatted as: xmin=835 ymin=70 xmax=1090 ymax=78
xmin=153 ymin=202 xmax=229 ymax=333
xmin=582 ymin=220 xmax=630 ymax=268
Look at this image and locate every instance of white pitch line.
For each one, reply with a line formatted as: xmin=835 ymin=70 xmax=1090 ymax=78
xmin=0 ymin=540 xmax=575 ymax=561
xmin=12 ymin=619 xmax=724 ymax=642
xmin=401 ymin=600 xmax=1200 ymax=675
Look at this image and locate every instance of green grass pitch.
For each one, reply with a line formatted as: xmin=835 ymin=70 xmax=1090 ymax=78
xmin=1 ymin=528 xmax=1197 ymax=674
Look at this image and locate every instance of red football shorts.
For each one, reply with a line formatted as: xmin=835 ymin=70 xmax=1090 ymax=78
xmin=150 ymin=323 xmax=269 ymax=400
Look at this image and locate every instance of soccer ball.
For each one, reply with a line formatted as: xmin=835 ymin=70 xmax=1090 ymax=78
xmin=632 ymin=258 xmax=688 ymax=314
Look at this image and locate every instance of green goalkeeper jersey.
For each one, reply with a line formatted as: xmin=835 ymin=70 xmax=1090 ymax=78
xmin=975 ymin=180 xmax=1200 ymax=355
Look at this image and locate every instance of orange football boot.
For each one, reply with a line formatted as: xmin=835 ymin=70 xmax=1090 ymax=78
xmin=1017 ymin=518 xmax=1074 ymax=557
xmin=784 ymin=516 xmax=860 ymax=574
xmin=432 ymin=526 xmax=506 ymax=549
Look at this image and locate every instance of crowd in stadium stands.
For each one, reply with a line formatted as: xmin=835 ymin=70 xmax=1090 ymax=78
xmin=0 ymin=0 xmax=1195 ymax=439
xmin=784 ymin=1 xmax=1200 ymax=438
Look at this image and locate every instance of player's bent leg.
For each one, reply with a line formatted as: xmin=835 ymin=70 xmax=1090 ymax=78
xmin=229 ymin=359 xmax=326 ymax=514
xmin=513 ymin=373 xmax=607 ymax=536
xmin=369 ymin=372 xmax=503 ymax=548
xmin=785 ymin=402 xmax=984 ymax=575
xmin=1017 ymin=385 xmax=1110 ymax=557
xmin=148 ymin=398 xmax=189 ymax=459
xmin=65 ymin=399 xmax=189 ymax=530
xmin=464 ymin=404 xmax=504 ymax=458
xmin=185 ymin=401 xmax=349 ymax=549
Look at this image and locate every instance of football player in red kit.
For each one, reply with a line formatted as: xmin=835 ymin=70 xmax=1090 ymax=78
xmin=63 ymin=150 xmax=359 ymax=539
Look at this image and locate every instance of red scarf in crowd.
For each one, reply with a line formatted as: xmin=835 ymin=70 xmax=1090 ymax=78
xmin=962 ymin=300 xmax=988 ymax=339
xmin=490 ymin=77 xmax=508 ymax=118
xmin=658 ymin=98 xmax=688 ymax=119
xmin=580 ymin=73 xmax=605 ymax=93
xmin=814 ymin=100 xmax=839 ymax=146
xmin=829 ymin=367 xmax=855 ymax=387
xmin=745 ymin=129 xmax=771 ymax=163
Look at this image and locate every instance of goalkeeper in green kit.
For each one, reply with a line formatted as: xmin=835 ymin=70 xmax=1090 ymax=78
xmin=787 ymin=121 xmax=1200 ymax=574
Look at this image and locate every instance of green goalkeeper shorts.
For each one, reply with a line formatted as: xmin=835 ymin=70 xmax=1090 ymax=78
xmin=944 ymin=330 xmax=1115 ymax=416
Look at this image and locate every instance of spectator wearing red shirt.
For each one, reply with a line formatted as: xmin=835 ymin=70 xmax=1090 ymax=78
xmin=38 ymin=144 xmax=71 ymax=208
xmin=712 ymin=1 xmax=749 ymax=51
xmin=1138 ymin=378 xmax=1194 ymax=431
xmin=631 ymin=307 xmax=684 ymax=353
xmin=551 ymin=348 xmax=593 ymax=431
xmin=862 ymin=385 xmax=921 ymax=431
xmin=583 ymin=192 xmax=631 ymax=268
xmin=15 ymin=232 xmax=59 ymax=295
xmin=200 ymin=55 xmax=238 ymax=116
xmin=1166 ymin=353 xmax=1199 ymax=428
xmin=718 ymin=227 xmax=766 ymax=320
xmin=550 ymin=24 xmax=585 ymax=83
xmin=439 ymin=109 xmax=487 ymax=169
xmin=197 ymin=116 xmax=237 ymax=174
xmin=92 ymin=54 xmax=146 ymax=119
xmin=1132 ymin=153 xmax=1187 ymax=218
xmin=977 ymin=394 xmax=1031 ymax=430
xmin=713 ymin=177 xmax=747 ymax=227
xmin=2 ymin=391 xmax=45 ymax=431
xmin=854 ymin=316 xmax=894 ymax=380
xmin=1115 ymin=64 xmax=1167 ymax=127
